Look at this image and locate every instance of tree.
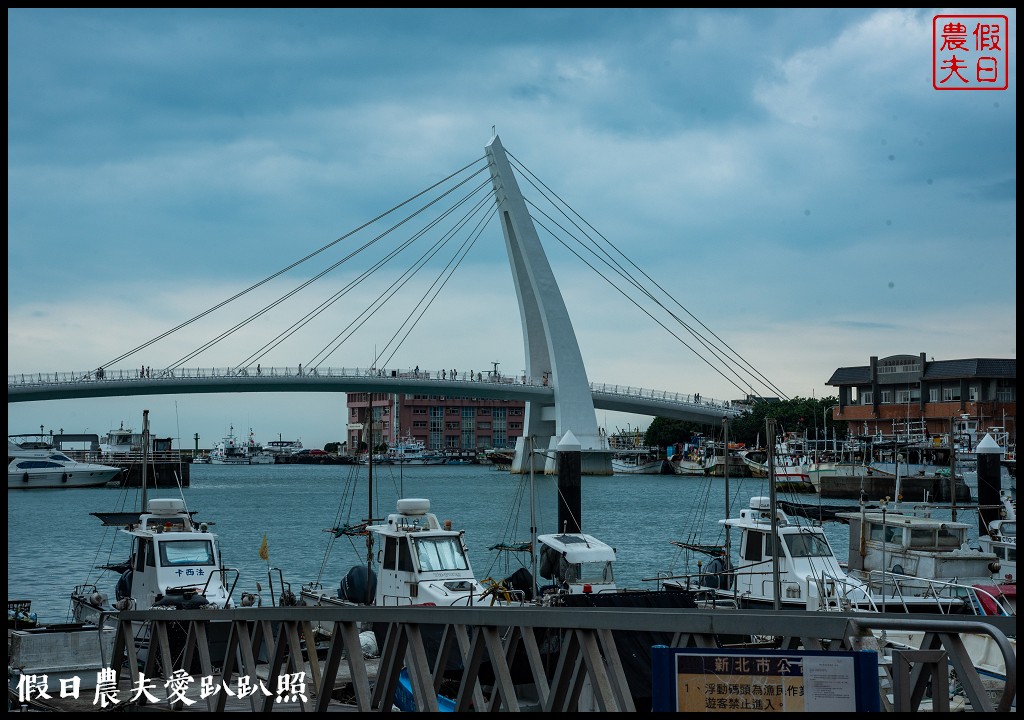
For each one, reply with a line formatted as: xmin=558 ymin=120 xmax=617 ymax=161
xmin=644 ymin=417 xmax=711 ymax=450
xmin=645 ymin=396 xmax=845 ymax=449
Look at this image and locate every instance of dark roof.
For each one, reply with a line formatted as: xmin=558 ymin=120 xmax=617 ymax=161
xmin=826 ymin=358 xmax=1015 ymax=386
xmin=924 ymin=358 xmax=1016 ymax=380
xmin=826 ymin=366 xmax=871 ymax=385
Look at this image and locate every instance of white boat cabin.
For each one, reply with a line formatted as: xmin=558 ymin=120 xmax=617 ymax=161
xmin=73 ymin=498 xmax=234 ymax=622
xmin=370 ymin=498 xmax=489 ymax=607
xmin=536 ymin=532 xmax=617 ymax=595
xmin=835 ymin=508 xmax=1001 ymax=582
xmin=715 ymin=497 xmax=869 ymax=610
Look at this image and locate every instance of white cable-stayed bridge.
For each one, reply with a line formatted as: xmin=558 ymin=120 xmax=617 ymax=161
xmin=8 ymin=134 xmax=785 ymax=474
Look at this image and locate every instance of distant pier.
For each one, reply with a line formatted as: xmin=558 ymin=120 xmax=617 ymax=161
xmin=65 ymin=450 xmax=190 ymax=488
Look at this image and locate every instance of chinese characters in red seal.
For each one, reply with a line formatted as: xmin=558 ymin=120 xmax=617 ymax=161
xmin=933 ymin=15 xmax=1009 ymax=90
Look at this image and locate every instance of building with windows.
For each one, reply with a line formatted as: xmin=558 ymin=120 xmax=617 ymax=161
xmin=825 ymin=353 xmax=1015 ymax=445
xmin=346 ymin=392 xmax=525 ymax=453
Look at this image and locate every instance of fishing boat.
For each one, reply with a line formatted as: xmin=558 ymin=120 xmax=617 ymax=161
xmin=379 ymin=435 xmax=447 ymax=466
xmin=741 ymin=448 xmax=813 ymax=490
xmin=68 ymin=412 xmax=241 ymax=671
xmin=662 ymin=495 xmax=1011 ymax=615
xmin=833 ymin=503 xmax=1012 ymax=614
xmin=701 ymin=441 xmax=749 ymax=477
xmin=611 ymin=452 xmax=670 ymax=475
xmin=8 ymin=439 xmax=121 ymax=489
xmin=210 ymin=426 xmax=275 ymax=465
xmin=977 ymin=492 xmax=1016 ymax=584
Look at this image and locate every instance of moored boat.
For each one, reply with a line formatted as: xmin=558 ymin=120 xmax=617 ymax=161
xmin=8 ymin=439 xmax=121 ymax=489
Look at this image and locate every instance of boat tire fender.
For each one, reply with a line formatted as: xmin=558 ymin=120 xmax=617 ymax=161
xmin=116 ymin=569 xmax=133 ymax=601
xmin=62 ymin=472 xmax=69 ymax=483
xmin=23 ymin=472 xmax=29 ymax=482
xmin=699 ymin=556 xmax=732 ymax=591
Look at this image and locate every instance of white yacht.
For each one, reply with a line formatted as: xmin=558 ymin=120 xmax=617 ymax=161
xmin=8 ymin=440 xmax=121 ymax=489
xmin=98 ymin=424 xmax=143 ymax=456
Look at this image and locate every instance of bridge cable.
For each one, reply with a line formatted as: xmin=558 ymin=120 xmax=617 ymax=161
xmin=237 ymin=180 xmax=495 ymax=371
xmin=102 ymin=156 xmax=488 ymax=370
xmin=163 ymin=166 xmax=491 ymax=371
xmin=508 ymin=151 xmax=788 ymax=401
xmin=511 ymin=151 xmax=785 ymax=400
xmin=306 ymin=189 xmax=496 ymax=369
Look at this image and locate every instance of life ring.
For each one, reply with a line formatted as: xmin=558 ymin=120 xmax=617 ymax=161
xmin=23 ymin=472 xmax=30 ymax=483
xmin=62 ymin=472 xmax=69 ymax=483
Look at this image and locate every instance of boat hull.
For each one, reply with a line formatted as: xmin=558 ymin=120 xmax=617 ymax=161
xmin=8 ymin=468 xmax=119 ymax=489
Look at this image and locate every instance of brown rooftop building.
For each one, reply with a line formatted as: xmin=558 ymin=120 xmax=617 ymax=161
xmin=825 ymin=353 xmax=1015 ymax=446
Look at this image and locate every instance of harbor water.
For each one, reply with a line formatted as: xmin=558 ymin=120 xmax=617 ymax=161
xmin=8 ymin=462 xmax=1006 ymax=624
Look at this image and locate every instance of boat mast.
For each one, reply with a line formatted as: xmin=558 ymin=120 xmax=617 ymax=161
xmin=766 ymin=418 xmax=781 ymax=610
xmin=365 ymin=422 xmax=374 ymax=604
xmin=722 ymin=417 xmax=731 ymax=580
xmin=141 ymin=409 xmax=150 ymax=510
xmin=949 ymin=415 xmax=958 ymax=522
xmin=529 ymin=435 xmax=538 ymax=599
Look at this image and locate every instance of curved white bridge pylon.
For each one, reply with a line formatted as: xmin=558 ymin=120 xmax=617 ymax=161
xmin=486 ymin=134 xmax=611 ymax=474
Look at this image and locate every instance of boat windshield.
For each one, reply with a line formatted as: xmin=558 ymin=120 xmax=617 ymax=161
xmin=158 ymin=539 xmax=216 ymax=567
xmin=412 ymin=536 xmax=470 ymax=572
xmin=784 ymin=532 xmax=833 ymax=558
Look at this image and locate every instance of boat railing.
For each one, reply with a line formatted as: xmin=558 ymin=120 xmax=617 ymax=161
xmin=196 ymin=567 xmax=240 ymax=608
xmin=807 ymin=573 xmax=881 ymax=613
xmin=860 ymin=570 xmax=1011 ymax=615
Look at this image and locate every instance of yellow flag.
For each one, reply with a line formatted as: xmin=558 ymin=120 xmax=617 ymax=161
xmin=258 ymin=533 xmax=269 ymax=561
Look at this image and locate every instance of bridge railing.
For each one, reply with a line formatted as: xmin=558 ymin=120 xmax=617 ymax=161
xmin=7 ymin=368 xmax=744 ymax=413
xmin=7 ymin=367 xmax=549 ymax=387
xmin=589 ymin=382 xmax=741 ymax=411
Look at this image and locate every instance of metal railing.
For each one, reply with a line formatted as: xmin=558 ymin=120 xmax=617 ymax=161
xmin=94 ymin=604 xmax=1015 ymax=713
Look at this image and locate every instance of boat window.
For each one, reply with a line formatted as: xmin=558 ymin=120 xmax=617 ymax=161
xmin=937 ymin=526 xmax=961 ymax=548
xmin=17 ymin=460 xmax=64 ymax=469
xmin=382 ymin=537 xmax=397 ymax=570
xmin=868 ymin=523 xmax=900 ymax=543
xmin=578 ymin=561 xmax=614 ymax=584
xmin=158 ymin=539 xmax=216 ymax=567
xmin=412 ymin=537 xmax=469 ymax=572
xmin=743 ymin=531 xmax=763 ymax=562
xmin=1006 ymin=547 xmax=1016 ymax=563
xmin=145 ymin=539 xmax=156 ymax=567
xmin=785 ymin=532 xmax=833 ymax=558
xmin=765 ymin=532 xmax=778 ymax=559
xmin=135 ymin=539 xmax=149 ymax=571
xmin=909 ymin=528 xmax=935 ymax=548
xmin=1002 ymin=522 xmax=1016 ymax=537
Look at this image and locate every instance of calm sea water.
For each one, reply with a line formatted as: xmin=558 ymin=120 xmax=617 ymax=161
xmin=8 ymin=462 xmax=999 ymax=624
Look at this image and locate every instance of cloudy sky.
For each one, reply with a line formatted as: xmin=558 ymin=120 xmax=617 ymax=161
xmin=8 ymin=9 xmax=1016 ymax=450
